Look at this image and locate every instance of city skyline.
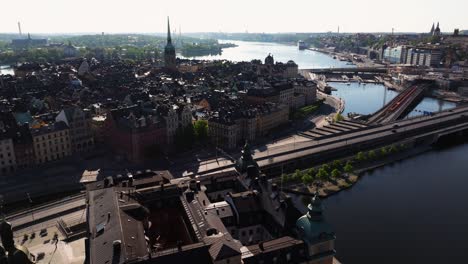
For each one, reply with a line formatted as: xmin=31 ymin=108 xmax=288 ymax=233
xmin=0 ymin=0 xmax=467 ymax=34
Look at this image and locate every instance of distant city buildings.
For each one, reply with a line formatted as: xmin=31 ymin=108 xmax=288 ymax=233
xmin=11 ymin=33 xmax=47 ymax=50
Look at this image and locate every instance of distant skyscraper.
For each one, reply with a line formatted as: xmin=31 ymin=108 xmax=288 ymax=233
xmin=164 ymin=17 xmax=176 ymax=70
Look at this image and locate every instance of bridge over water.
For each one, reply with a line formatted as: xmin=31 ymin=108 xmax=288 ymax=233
xmin=301 ymin=67 xmax=388 ymax=75
xmin=367 ymin=83 xmax=428 ymax=124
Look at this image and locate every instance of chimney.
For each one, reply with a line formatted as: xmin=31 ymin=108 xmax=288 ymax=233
xmin=259 ymin=242 xmax=264 ymax=251
xmin=107 ymin=212 xmax=111 ymax=223
xmin=185 ymin=191 xmax=194 ymax=202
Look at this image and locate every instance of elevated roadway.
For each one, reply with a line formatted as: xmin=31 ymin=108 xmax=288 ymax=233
xmin=194 ymin=105 xmax=468 ymax=177
xmin=367 ymin=84 xmax=427 ymax=124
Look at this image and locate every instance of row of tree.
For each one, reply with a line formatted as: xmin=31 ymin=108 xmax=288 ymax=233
xmin=282 ymin=159 xmax=354 ymax=185
xmin=281 ymin=143 xmax=407 ymax=186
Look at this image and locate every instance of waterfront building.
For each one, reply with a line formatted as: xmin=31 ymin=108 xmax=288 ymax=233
xmin=383 ymin=46 xmax=409 ymax=64
xmin=164 ymin=17 xmax=177 ymax=70
xmin=293 ymin=79 xmax=317 ymax=104
xmin=31 ymin=122 xmax=72 ymax=164
xmin=406 ymin=47 xmax=442 ymax=67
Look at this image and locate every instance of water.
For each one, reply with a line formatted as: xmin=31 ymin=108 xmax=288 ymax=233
xmin=0 ymin=65 xmax=14 ymax=76
xmin=180 ymin=40 xmax=353 ymax=69
xmin=331 ymin=83 xmax=399 ymax=115
xmin=323 ymin=143 xmax=468 ymax=264
xmin=331 ymin=82 xmax=457 ymax=117
xmin=407 ymin=97 xmax=457 ymax=117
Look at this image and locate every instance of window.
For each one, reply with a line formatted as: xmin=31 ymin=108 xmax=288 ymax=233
xmin=241 ymin=231 xmax=246 ymax=237
xmin=249 ymin=229 xmax=253 ymax=235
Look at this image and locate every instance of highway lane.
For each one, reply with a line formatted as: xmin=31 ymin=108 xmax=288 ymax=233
xmin=256 ymin=106 xmax=468 ymax=166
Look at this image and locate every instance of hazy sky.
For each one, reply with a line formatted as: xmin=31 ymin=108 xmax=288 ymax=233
xmin=1 ymin=0 xmax=467 ymax=34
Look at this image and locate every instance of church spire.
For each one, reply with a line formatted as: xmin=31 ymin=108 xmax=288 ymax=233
xmin=167 ymin=17 xmax=172 ymax=45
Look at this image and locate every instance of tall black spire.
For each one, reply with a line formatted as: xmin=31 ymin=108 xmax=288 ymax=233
xmin=167 ymin=17 xmax=172 ymax=45
xmin=164 ymin=17 xmax=176 ymax=70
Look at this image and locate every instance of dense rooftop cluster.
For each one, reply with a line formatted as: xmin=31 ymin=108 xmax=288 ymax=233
xmin=0 ymin=52 xmax=316 ymax=172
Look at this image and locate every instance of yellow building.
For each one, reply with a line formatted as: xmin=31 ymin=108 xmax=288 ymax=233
xmin=31 ymin=121 xmax=72 ymax=164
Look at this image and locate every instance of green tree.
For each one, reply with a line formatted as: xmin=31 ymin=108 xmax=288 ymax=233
xmin=292 ymin=169 xmax=303 ymax=181
xmin=322 ymin=164 xmax=331 ymax=173
xmin=316 ymin=168 xmax=329 ymax=181
xmin=332 ymin=160 xmax=343 ymax=170
xmin=194 ymin=120 xmax=208 ymax=141
xmin=356 ymin=151 xmax=366 ymax=162
xmin=380 ymin=147 xmax=388 ymax=157
xmin=307 ymin=168 xmax=317 ymax=177
xmin=389 ymin=145 xmax=398 ymax=154
xmin=344 ymin=161 xmax=354 ymax=174
xmin=331 ymin=168 xmax=341 ymax=179
xmin=301 ymin=174 xmax=314 ymax=185
xmin=368 ymin=150 xmax=377 ymax=160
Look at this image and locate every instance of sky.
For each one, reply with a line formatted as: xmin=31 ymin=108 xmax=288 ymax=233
xmin=0 ymin=0 xmax=467 ymax=34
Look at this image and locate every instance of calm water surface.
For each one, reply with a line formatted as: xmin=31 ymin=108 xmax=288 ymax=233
xmin=330 ymin=82 xmax=457 ymax=117
xmin=323 ymin=143 xmax=468 ymax=263
xmin=180 ymin=40 xmax=353 ymax=69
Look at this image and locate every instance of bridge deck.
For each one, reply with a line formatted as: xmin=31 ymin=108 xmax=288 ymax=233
xmin=368 ymin=84 xmax=427 ymax=124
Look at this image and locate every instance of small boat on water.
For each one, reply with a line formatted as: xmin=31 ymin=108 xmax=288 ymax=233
xmin=333 ymin=56 xmax=337 ymax=59
xmin=298 ymin=40 xmax=307 ymax=50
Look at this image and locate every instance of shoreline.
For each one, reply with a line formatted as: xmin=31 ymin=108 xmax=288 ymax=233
xmin=282 ymin=144 xmax=433 ymax=199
